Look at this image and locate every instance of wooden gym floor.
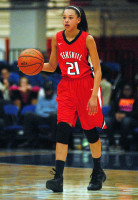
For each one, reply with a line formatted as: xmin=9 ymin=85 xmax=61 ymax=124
xmin=0 ymin=150 xmax=138 ymax=200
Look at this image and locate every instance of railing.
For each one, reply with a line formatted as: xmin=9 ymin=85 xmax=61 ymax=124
xmin=8 ymin=48 xmax=26 ymax=64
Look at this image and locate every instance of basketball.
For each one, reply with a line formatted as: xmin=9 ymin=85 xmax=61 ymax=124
xmin=18 ymin=49 xmax=44 ymax=75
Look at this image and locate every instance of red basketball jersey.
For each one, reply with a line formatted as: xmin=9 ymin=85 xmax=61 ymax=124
xmin=56 ymin=30 xmax=92 ymax=78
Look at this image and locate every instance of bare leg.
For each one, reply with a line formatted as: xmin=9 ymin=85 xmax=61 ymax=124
xmin=89 ymin=138 xmax=101 ymax=159
xmin=56 ymin=143 xmax=68 ymax=161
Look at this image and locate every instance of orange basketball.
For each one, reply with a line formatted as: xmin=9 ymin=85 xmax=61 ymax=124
xmin=18 ymin=49 xmax=44 ymax=76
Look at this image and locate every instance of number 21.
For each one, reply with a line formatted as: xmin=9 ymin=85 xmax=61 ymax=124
xmin=66 ymin=62 xmax=80 ymax=75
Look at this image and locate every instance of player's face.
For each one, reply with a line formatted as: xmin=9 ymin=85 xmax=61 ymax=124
xmin=62 ymin=9 xmax=81 ymax=31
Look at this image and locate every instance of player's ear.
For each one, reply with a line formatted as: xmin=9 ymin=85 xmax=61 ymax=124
xmin=77 ymin=17 xmax=81 ymax=25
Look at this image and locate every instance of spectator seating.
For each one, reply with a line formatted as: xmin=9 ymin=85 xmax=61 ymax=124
xmin=3 ymin=105 xmax=22 ymax=130
xmin=102 ymin=105 xmax=111 ymax=117
xmin=20 ymin=104 xmax=51 ymax=145
xmin=0 ymin=61 xmax=7 ymax=66
xmin=47 ymin=73 xmax=62 ymax=91
xmin=2 ymin=105 xmax=23 ymax=148
xmin=8 ymin=72 xmax=20 ymax=85
xmin=10 ymin=61 xmax=19 ymax=73
xmin=134 ymin=128 xmax=138 ymax=133
xmin=104 ymin=62 xmax=121 ymax=85
xmin=25 ymin=74 xmax=45 ymax=87
xmin=105 ymin=62 xmax=120 ymax=72
xmin=20 ymin=104 xmax=36 ymax=115
xmin=0 ymin=69 xmax=20 ymax=85
xmin=3 ymin=105 xmax=22 ymax=131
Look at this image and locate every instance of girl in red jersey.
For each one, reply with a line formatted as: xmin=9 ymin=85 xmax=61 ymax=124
xmin=42 ymin=5 xmax=106 ymax=192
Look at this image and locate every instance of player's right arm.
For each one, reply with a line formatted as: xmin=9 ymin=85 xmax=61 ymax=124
xmin=42 ymin=35 xmax=58 ymax=72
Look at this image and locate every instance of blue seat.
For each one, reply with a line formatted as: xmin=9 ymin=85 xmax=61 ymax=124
xmin=3 ymin=105 xmax=22 ymax=131
xmin=10 ymin=61 xmax=18 ymax=73
xmin=10 ymin=61 xmax=24 ymax=76
xmin=102 ymin=105 xmax=111 ymax=117
xmin=105 ymin=62 xmax=120 ymax=72
xmin=38 ymin=124 xmax=50 ymax=129
xmin=0 ymin=61 xmax=7 ymax=66
xmin=134 ymin=128 xmax=138 ymax=133
xmin=4 ymin=104 xmax=19 ymax=115
xmin=21 ymin=105 xmax=36 ymax=115
xmin=3 ymin=125 xmax=23 ymax=131
xmin=9 ymin=72 xmax=20 ymax=85
xmin=20 ymin=104 xmax=50 ymax=128
xmin=47 ymin=73 xmax=62 ymax=91
xmin=2 ymin=104 xmax=24 ymax=148
xmin=25 ymin=74 xmax=45 ymax=87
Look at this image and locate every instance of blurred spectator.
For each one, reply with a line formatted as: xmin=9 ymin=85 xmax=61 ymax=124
xmin=19 ymin=81 xmax=57 ymax=148
xmin=0 ymin=78 xmax=10 ymax=100
xmin=47 ymin=73 xmax=62 ymax=92
xmin=100 ymin=62 xmax=112 ymax=106
xmin=0 ymin=67 xmax=20 ymax=85
xmin=0 ymin=67 xmax=20 ymax=100
xmin=101 ymin=79 xmax=112 ymax=106
xmin=10 ymin=76 xmax=40 ymax=110
xmin=106 ymin=83 xmax=138 ymax=151
xmin=24 ymin=74 xmax=45 ymax=87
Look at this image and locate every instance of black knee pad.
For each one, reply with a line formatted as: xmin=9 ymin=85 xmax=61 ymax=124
xmin=56 ymin=122 xmax=72 ymax=144
xmin=84 ymin=128 xmax=99 ymax=143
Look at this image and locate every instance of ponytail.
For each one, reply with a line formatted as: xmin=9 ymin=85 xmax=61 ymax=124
xmin=64 ymin=6 xmax=88 ymax=32
xmin=77 ymin=6 xmax=88 ymax=32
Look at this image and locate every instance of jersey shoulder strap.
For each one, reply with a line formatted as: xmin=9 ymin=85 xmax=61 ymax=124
xmin=56 ymin=31 xmax=64 ymax=43
xmin=81 ymin=31 xmax=89 ymax=39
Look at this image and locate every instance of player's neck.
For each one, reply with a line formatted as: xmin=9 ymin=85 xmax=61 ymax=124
xmin=65 ymin=29 xmax=80 ymax=39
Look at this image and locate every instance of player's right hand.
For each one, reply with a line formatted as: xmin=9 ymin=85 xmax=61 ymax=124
xmin=87 ymin=95 xmax=98 ymax=116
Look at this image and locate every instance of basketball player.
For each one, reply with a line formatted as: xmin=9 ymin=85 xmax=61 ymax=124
xmin=42 ymin=6 xmax=106 ymax=192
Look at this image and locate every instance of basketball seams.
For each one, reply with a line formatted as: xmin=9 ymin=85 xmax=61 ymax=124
xmin=18 ymin=63 xmax=42 ymax=67
xmin=20 ymin=48 xmax=44 ymax=60
xmin=22 ymin=61 xmax=43 ymax=75
xmin=18 ymin=55 xmax=43 ymax=62
xmin=32 ymin=49 xmax=44 ymax=60
xmin=18 ymin=49 xmax=44 ymax=75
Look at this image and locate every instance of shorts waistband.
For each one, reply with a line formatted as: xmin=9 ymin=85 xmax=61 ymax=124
xmin=62 ymin=74 xmax=93 ymax=81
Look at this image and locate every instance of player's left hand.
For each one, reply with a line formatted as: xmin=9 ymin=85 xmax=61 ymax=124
xmin=87 ymin=95 xmax=98 ymax=116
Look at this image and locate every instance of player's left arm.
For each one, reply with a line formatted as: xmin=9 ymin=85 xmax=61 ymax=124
xmin=86 ymin=35 xmax=102 ymax=115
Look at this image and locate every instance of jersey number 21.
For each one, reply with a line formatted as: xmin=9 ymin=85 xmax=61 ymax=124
xmin=66 ymin=62 xmax=80 ymax=75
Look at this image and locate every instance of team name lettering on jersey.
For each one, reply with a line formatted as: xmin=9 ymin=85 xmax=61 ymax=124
xmin=60 ymin=51 xmax=82 ymax=61
xmin=57 ymin=31 xmax=92 ymax=78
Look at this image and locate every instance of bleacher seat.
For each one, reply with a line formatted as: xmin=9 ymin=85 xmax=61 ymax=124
xmin=20 ymin=104 xmax=50 ymax=139
xmin=3 ymin=105 xmax=22 ymax=131
xmin=0 ymin=61 xmax=7 ymax=66
xmin=10 ymin=61 xmax=18 ymax=73
xmin=25 ymin=74 xmax=45 ymax=87
xmin=47 ymin=73 xmax=62 ymax=91
xmin=134 ymin=128 xmax=138 ymax=133
xmin=9 ymin=72 xmax=20 ymax=85
xmin=102 ymin=105 xmax=111 ymax=117
xmin=20 ymin=105 xmax=36 ymax=115
xmin=105 ymin=62 xmax=120 ymax=72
